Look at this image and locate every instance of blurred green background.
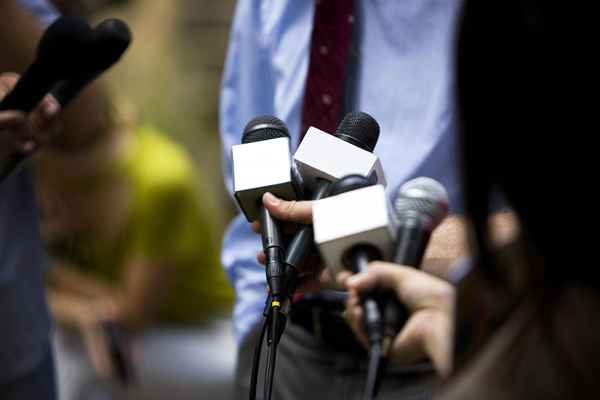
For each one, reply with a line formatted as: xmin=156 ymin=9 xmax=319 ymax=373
xmin=82 ymin=0 xmax=237 ymax=238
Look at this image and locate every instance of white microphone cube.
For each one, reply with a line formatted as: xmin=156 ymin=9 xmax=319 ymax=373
xmin=313 ymin=184 xmax=395 ymax=277
xmin=232 ymin=137 xmax=297 ymax=221
xmin=293 ymin=127 xmax=387 ymax=191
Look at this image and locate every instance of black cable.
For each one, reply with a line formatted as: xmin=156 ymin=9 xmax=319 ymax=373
xmin=264 ymin=307 xmax=282 ymax=400
xmin=363 ymin=343 xmax=383 ymax=400
xmin=249 ymin=316 xmax=269 ymax=400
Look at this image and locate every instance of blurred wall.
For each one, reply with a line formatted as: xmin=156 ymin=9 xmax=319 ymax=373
xmin=93 ymin=0 xmax=237 ymax=238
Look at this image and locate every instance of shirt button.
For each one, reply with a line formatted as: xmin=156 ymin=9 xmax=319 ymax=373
xmin=319 ymin=45 xmax=329 ymax=56
xmin=322 ymin=94 xmax=332 ymax=105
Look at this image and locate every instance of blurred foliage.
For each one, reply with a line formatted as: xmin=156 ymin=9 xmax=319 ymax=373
xmin=87 ymin=0 xmax=237 ymax=238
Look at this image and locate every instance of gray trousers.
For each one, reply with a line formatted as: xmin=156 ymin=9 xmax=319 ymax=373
xmin=235 ymin=319 xmax=438 ymax=400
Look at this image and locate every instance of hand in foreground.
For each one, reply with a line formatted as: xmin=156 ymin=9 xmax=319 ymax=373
xmin=338 ymin=261 xmax=455 ymax=377
xmin=251 ymin=192 xmax=329 ymax=292
xmin=74 ymin=297 xmax=122 ymax=379
xmin=0 ymin=73 xmax=60 ymax=161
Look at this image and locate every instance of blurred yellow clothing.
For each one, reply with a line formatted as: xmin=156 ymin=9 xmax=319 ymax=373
xmin=47 ymin=126 xmax=232 ymax=324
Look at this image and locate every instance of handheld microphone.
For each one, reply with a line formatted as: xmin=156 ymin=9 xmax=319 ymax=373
xmin=51 ymin=18 xmax=132 ymax=107
xmin=314 ymin=174 xmax=389 ymax=400
xmin=0 ymin=17 xmax=132 ymax=181
xmin=232 ymin=116 xmax=296 ymax=303
xmin=0 ymin=17 xmax=92 ymax=113
xmin=382 ymin=177 xmax=449 ymax=356
xmin=284 ymin=111 xmax=383 ymax=294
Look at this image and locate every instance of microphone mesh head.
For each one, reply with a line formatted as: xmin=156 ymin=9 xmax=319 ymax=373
xmin=394 ymin=177 xmax=449 ymax=230
xmin=335 ymin=111 xmax=380 ymax=152
xmin=37 ymin=17 xmax=93 ymax=73
xmin=242 ymin=115 xmax=290 ymax=143
xmin=329 ymin=174 xmax=373 ymax=196
xmin=89 ymin=18 xmax=132 ymax=72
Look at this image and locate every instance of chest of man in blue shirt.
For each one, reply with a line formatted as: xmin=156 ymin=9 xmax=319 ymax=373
xmin=220 ymin=1 xmax=464 ymax=398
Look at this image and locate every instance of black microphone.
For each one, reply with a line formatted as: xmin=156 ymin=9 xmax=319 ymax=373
xmin=326 ymin=175 xmax=384 ymax=345
xmin=241 ymin=116 xmax=291 ymax=304
xmin=51 ymin=18 xmax=132 ymax=107
xmin=0 ymin=17 xmax=92 ymax=182
xmin=328 ymin=174 xmax=386 ymax=400
xmin=382 ymin=177 xmax=449 ymax=354
xmin=284 ymin=111 xmax=381 ymax=294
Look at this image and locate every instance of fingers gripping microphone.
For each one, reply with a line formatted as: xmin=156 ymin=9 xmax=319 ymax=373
xmin=284 ymin=112 xmax=383 ymax=294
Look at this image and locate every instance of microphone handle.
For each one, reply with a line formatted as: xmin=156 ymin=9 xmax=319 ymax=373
xmin=283 ymin=178 xmax=331 ymax=294
xmin=382 ymin=219 xmax=431 ymax=354
xmin=347 ymin=246 xmax=383 ymax=346
xmin=51 ymin=72 xmax=98 ymax=108
xmin=260 ymin=204 xmax=285 ymax=300
xmin=392 ymin=219 xmax=431 ymax=267
xmin=0 ymin=61 xmax=63 ymax=182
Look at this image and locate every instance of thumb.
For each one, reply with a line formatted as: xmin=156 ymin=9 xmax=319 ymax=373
xmin=262 ymin=192 xmax=313 ymax=224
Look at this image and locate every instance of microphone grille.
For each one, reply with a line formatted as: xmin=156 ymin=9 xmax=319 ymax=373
xmin=335 ymin=111 xmax=380 ymax=152
xmin=90 ymin=19 xmax=132 ymax=71
xmin=37 ymin=17 xmax=92 ymax=71
xmin=328 ymin=174 xmax=373 ymax=196
xmin=394 ymin=177 xmax=449 ymax=230
xmin=242 ymin=115 xmax=290 ymax=143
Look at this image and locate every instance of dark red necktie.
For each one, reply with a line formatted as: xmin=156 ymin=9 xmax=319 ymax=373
xmin=299 ymin=0 xmax=355 ymax=140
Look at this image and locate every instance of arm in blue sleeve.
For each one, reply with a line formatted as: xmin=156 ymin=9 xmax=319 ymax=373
xmin=218 ymin=0 xmax=276 ymax=342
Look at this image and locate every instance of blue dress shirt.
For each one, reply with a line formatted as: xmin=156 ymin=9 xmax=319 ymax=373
xmin=17 ymin=0 xmax=58 ymax=25
xmin=220 ymin=0 xmax=463 ymax=343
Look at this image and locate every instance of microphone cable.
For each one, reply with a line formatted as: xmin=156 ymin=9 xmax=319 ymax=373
xmin=249 ymin=296 xmax=271 ymax=400
xmin=364 ymin=341 xmax=383 ymax=400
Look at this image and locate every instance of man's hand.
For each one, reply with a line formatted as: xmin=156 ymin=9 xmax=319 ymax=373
xmin=0 ymin=72 xmax=60 ymax=161
xmin=338 ymin=261 xmax=455 ymax=377
xmin=251 ymin=192 xmax=328 ymax=291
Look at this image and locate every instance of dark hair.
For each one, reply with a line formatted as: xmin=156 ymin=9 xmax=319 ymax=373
xmin=453 ymin=0 xmax=599 ymax=398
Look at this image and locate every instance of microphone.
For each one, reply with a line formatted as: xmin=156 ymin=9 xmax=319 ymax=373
xmin=0 ymin=17 xmax=132 ymax=181
xmin=0 ymin=17 xmax=91 ymax=113
xmin=382 ymin=177 xmax=449 ymax=352
xmin=0 ymin=17 xmax=92 ymax=182
xmin=313 ymin=174 xmax=390 ymax=400
xmin=313 ymin=175 xmax=395 ymax=277
xmin=232 ymin=116 xmax=297 ymax=303
xmin=51 ymin=18 xmax=132 ymax=107
xmin=392 ymin=177 xmax=449 ymax=266
xmin=284 ymin=111 xmax=384 ymax=294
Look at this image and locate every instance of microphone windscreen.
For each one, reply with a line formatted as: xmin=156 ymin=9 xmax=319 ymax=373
xmin=335 ymin=111 xmax=380 ymax=152
xmin=328 ymin=174 xmax=373 ymax=196
xmin=87 ymin=18 xmax=132 ymax=73
xmin=36 ymin=16 xmax=93 ymax=73
xmin=242 ymin=115 xmax=290 ymax=143
xmin=394 ymin=177 xmax=449 ymax=230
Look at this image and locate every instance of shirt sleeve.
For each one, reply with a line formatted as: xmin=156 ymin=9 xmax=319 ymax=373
xmin=218 ymin=0 xmax=278 ymax=342
xmin=17 ymin=0 xmax=59 ymax=26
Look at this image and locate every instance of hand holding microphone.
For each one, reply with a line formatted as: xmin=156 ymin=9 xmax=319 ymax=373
xmin=338 ymin=262 xmax=455 ymax=377
xmin=0 ymin=16 xmax=131 ymax=181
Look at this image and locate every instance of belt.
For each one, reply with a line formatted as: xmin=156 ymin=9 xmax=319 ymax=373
xmin=290 ymin=291 xmax=367 ymax=355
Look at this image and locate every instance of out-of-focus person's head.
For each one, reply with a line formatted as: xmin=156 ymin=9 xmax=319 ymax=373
xmin=452 ymin=1 xmax=599 ymax=398
xmin=457 ymin=1 xmax=584 ymax=285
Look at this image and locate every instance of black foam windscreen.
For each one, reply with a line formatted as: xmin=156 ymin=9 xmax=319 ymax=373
xmin=36 ymin=16 xmax=93 ymax=74
xmin=87 ymin=18 xmax=132 ymax=73
xmin=242 ymin=115 xmax=290 ymax=144
xmin=328 ymin=174 xmax=373 ymax=196
xmin=335 ymin=111 xmax=380 ymax=152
